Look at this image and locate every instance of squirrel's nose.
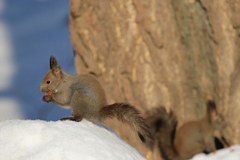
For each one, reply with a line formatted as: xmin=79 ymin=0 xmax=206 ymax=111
xmin=40 ymin=86 xmax=46 ymax=93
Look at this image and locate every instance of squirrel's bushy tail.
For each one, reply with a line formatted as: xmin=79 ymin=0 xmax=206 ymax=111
xmin=99 ymin=103 xmax=154 ymax=148
xmin=146 ymin=107 xmax=180 ymax=160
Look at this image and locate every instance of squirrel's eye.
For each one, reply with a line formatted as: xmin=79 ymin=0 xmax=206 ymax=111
xmin=47 ymin=80 xmax=50 ymax=84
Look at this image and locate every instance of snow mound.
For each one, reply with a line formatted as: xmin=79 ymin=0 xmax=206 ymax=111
xmin=191 ymin=145 xmax=240 ymax=160
xmin=0 ymin=119 xmax=146 ymax=160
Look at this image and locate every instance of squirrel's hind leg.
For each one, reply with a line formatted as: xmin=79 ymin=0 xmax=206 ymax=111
xmin=60 ymin=116 xmax=83 ymax=122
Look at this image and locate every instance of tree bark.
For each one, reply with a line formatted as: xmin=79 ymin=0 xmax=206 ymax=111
xmin=69 ymin=0 xmax=240 ymax=159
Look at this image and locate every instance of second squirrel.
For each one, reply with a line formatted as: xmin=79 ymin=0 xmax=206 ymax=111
xmin=146 ymin=100 xmax=226 ymax=160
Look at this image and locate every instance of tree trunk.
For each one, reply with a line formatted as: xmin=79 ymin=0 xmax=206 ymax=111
xmin=69 ymin=0 xmax=240 ymax=159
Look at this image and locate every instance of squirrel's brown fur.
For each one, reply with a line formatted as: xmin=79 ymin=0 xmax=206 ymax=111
xmin=146 ymin=107 xmax=179 ymax=160
xmin=40 ymin=55 xmax=154 ymax=148
xmin=146 ymin=101 xmax=226 ymax=160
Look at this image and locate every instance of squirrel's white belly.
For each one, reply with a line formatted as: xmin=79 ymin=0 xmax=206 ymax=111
xmin=61 ymin=105 xmax=71 ymax=109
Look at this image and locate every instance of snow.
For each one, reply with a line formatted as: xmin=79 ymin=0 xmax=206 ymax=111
xmin=0 ymin=119 xmax=146 ymax=160
xmin=1 ymin=120 xmax=239 ymax=160
xmin=191 ymin=145 xmax=240 ymax=160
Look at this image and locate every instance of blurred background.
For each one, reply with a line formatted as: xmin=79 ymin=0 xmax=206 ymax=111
xmin=0 ymin=0 xmax=74 ymax=121
xmin=67 ymin=0 xmax=240 ymax=158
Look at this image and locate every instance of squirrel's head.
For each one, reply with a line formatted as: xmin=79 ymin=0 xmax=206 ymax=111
xmin=40 ymin=55 xmax=63 ymax=93
xmin=207 ymin=100 xmax=226 ymax=129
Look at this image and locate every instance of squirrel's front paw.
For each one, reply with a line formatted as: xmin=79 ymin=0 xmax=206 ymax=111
xmin=42 ymin=95 xmax=52 ymax=103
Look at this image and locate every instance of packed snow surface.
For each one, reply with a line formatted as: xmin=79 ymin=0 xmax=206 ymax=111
xmin=0 ymin=119 xmax=240 ymax=160
xmin=0 ymin=119 xmax=146 ymax=160
xmin=191 ymin=145 xmax=240 ymax=160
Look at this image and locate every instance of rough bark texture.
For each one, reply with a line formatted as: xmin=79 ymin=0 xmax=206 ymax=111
xmin=69 ymin=0 xmax=240 ymax=159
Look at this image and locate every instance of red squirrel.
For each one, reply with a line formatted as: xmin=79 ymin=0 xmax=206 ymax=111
xmin=146 ymin=100 xmax=226 ymax=160
xmin=40 ymin=55 xmax=154 ymax=147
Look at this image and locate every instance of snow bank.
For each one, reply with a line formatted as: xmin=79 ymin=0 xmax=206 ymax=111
xmin=191 ymin=145 xmax=240 ymax=160
xmin=0 ymin=119 xmax=146 ymax=160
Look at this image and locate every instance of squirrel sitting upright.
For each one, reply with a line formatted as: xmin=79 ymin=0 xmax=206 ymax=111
xmin=146 ymin=100 xmax=226 ymax=160
xmin=40 ymin=55 xmax=154 ymax=147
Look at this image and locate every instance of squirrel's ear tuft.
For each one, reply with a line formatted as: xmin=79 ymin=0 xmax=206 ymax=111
xmin=207 ymin=100 xmax=218 ymax=121
xmin=50 ymin=55 xmax=62 ymax=79
xmin=207 ymin=100 xmax=216 ymax=112
xmin=50 ymin=55 xmax=58 ymax=69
